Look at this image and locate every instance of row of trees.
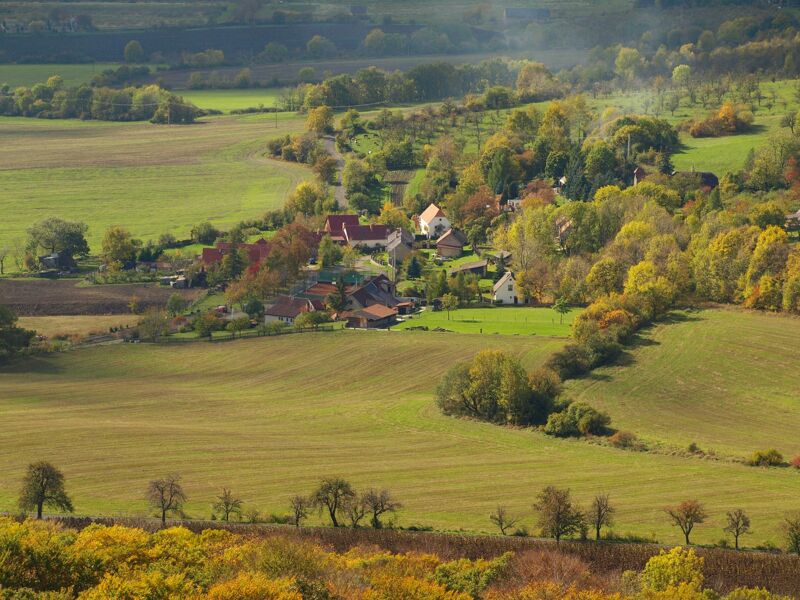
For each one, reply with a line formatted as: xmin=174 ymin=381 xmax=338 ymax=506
xmin=18 ymin=462 xmax=800 ymax=554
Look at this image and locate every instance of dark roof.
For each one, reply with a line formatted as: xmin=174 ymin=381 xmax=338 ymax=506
xmin=325 ymin=215 xmax=360 ymax=236
xmin=436 ymin=229 xmax=467 ymax=248
xmin=347 ymin=274 xmax=399 ymax=308
xmin=344 ymin=223 xmax=390 ymax=242
xmin=201 ymin=240 xmax=272 ymax=266
xmin=450 ymin=259 xmax=488 ymax=274
xmin=265 ymin=296 xmax=320 ymax=319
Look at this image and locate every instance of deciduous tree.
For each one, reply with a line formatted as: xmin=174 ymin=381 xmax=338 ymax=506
xmin=19 ymin=461 xmax=73 ymax=519
xmin=312 ymin=477 xmax=355 ymax=527
xmin=213 ymin=488 xmax=243 ymax=522
xmin=665 ymin=500 xmax=707 ymax=545
xmin=146 ymin=474 xmax=187 ymax=526
xmin=490 ymin=505 xmax=519 ymax=535
xmin=723 ymin=508 xmax=751 ymax=550
xmin=533 ymin=486 xmax=585 ymax=542
xmin=590 ymin=493 xmax=615 ymax=541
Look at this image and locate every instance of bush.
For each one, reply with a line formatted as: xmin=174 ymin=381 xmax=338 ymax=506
xmin=545 ymin=344 xmax=593 ymax=379
xmin=790 ymin=456 xmax=800 ymax=469
xmin=609 ymin=431 xmax=645 ymax=451
xmin=748 ymin=449 xmax=785 ymax=467
xmin=543 ymin=402 xmax=611 ymax=438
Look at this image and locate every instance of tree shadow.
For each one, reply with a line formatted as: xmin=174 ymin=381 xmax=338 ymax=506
xmin=0 ymin=355 xmax=65 ymax=375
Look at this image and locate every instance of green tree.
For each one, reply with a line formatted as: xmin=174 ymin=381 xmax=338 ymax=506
xmin=441 ymin=293 xmax=459 ymax=320
xmin=406 ymin=255 xmax=422 ymax=279
xmin=27 ymin=217 xmax=89 ymax=261
xmin=306 ymin=35 xmax=335 ymax=58
xmin=101 ymin=225 xmax=141 ymax=266
xmin=723 ymin=508 xmax=751 ymax=550
xmin=212 ymin=488 xmax=243 ymax=522
xmin=0 ymin=305 xmax=35 ymax=364
xmin=533 ymin=486 xmax=585 ymax=542
xmin=138 ymin=308 xmax=169 ymax=341
xmin=19 ymin=461 xmax=73 ymax=519
xmin=552 ymin=296 xmax=570 ymax=324
xmin=785 ymin=513 xmax=800 ymax=555
xmin=166 ymin=293 xmax=189 ymax=317
xmin=294 ymin=310 xmax=332 ymax=329
xmin=325 ymin=278 xmax=349 ymax=312
xmin=191 ymin=222 xmax=219 ymax=245
xmin=124 ymin=40 xmax=145 ymax=63
xmin=226 ymin=315 xmax=251 ymax=337
xmin=318 ymin=235 xmax=343 ymax=267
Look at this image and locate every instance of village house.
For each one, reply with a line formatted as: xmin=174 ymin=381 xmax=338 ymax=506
xmin=324 ymin=214 xmax=360 ymax=243
xmin=493 ymin=271 xmax=519 ymax=305
xmin=343 ymin=303 xmax=398 ymax=329
xmin=387 ymin=229 xmax=414 ymax=266
xmin=264 ymin=296 xmax=324 ymax=325
xmin=436 ymin=229 xmax=467 ymax=258
xmin=201 ymin=239 xmax=272 ymax=267
xmin=418 ymin=203 xmax=451 ymax=238
xmin=450 ymin=259 xmax=488 ymax=277
xmin=346 ymin=274 xmax=399 ymax=310
xmin=342 ymin=223 xmax=390 ymax=249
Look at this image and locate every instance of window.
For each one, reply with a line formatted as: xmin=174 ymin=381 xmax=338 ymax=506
xmin=508 ymin=284 xmax=513 ymax=291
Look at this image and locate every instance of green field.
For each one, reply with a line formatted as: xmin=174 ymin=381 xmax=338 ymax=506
xmin=181 ymin=89 xmax=291 ymax=113
xmin=0 ymin=112 xmax=309 ymax=250
xmin=568 ymin=309 xmax=800 ymax=462
xmin=0 ymin=64 xmax=121 ymax=88
xmin=395 ymin=306 xmax=580 ymax=337
xmin=1 ymin=317 xmax=799 ymax=544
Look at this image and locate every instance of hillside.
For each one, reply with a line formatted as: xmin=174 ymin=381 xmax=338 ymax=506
xmin=1 ymin=325 xmax=798 ymax=544
xmin=567 ymin=309 xmax=800 ymax=461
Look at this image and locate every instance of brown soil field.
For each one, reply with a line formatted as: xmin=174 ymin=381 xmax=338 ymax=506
xmin=0 ymin=279 xmax=200 ymax=316
xmin=386 ymin=169 xmax=416 ymax=205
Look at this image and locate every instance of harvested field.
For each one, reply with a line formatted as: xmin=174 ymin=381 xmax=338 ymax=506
xmin=17 ymin=315 xmax=141 ymax=338
xmin=0 ymin=279 xmax=199 ymax=316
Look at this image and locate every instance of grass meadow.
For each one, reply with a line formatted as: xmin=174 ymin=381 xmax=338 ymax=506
xmin=0 ymin=63 xmax=122 ymax=88
xmin=395 ymin=306 xmax=580 ymax=336
xmin=0 ymin=112 xmax=310 ymax=249
xmin=180 ymin=89 xmax=291 ymax=112
xmin=1 ymin=315 xmax=799 ymax=544
xmin=567 ymin=308 xmax=800 ymax=462
xmin=17 ymin=314 xmax=139 ymax=338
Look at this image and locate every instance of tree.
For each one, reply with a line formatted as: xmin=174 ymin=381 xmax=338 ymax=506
xmin=406 ymin=255 xmax=422 ymax=279
xmin=138 ymin=308 xmax=169 ymax=342
xmin=784 ymin=512 xmax=800 ymax=555
xmin=362 ymin=488 xmax=401 ymax=529
xmin=533 ymin=486 xmax=585 ymax=542
xmin=552 ymin=296 xmax=570 ymax=324
xmin=490 ymin=505 xmax=519 ymax=535
xmin=146 ymin=474 xmax=187 ymax=526
xmin=781 ymin=112 xmax=797 ymax=135
xmin=18 ymin=461 xmax=73 ymax=519
xmin=124 ymin=40 xmax=144 ymax=63
xmin=306 ymin=105 xmax=333 ymax=135
xmin=289 ymin=495 xmax=312 ymax=527
xmin=101 ymin=225 xmax=141 ymax=266
xmin=213 ymin=488 xmax=243 ymax=522
xmin=590 ymin=494 xmax=615 ymax=541
xmin=166 ymin=293 xmax=189 ymax=317
xmin=0 ymin=305 xmax=35 ymax=364
xmin=306 ymin=35 xmax=335 ymax=58
xmin=191 ymin=221 xmax=219 ymax=245
xmin=665 ymin=500 xmax=707 ymax=545
xmin=318 ymin=235 xmax=342 ymax=268
xmin=294 ymin=310 xmax=331 ymax=330
xmin=226 ymin=316 xmax=251 ymax=337
xmin=325 ymin=277 xmax=348 ymax=313
xmin=343 ymin=494 xmax=368 ymax=527
xmin=312 ymin=477 xmax=355 ymax=527
xmin=441 ymin=293 xmax=459 ymax=320
xmin=27 ymin=217 xmax=89 ymax=262
xmin=723 ymin=509 xmax=751 ymax=550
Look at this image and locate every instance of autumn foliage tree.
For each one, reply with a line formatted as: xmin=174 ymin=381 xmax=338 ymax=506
xmin=665 ymin=500 xmax=707 ymax=545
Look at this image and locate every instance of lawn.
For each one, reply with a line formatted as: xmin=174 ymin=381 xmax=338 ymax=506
xmin=395 ymin=306 xmax=580 ymax=337
xmin=180 ymin=89 xmax=291 ymax=113
xmin=17 ymin=315 xmax=139 ymax=338
xmin=1 ymin=326 xmax=798 ymax=544
xmin=567 ymin=308 xmax=800 ymax=463
xmin=0 ymin=63 xmax=121 ymax=88
xmin=0 ymin=112 xmax=309 ymax=250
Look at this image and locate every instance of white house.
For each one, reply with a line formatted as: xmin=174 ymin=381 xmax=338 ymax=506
xmin=418 ymin=203 xmax=451 ymax=238
xmin=493 ymin=271 xmax=518 ymax=305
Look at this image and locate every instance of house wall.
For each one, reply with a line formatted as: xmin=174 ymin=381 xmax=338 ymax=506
xmin=265 ymin=314 xmax=294 ymax=324
xmin=421 ymin=216 xmax=451 ymax=237
xmin=493 ymin=281 xmax=518 ymax=305
xmin=437 ymin=244 xmax=462 ymax=258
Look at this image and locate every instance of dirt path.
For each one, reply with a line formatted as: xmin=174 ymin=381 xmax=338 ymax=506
xmin=323 ymin=135 xmax=347 ymax=210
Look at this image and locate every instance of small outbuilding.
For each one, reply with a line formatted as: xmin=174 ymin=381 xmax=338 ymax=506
xmin=493 ymin=271 xmax=518 ymax=305
xmin=436 ymin=229 xmax=467 ymax=258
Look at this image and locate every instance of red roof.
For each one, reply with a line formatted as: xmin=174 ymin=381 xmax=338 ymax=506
xmin=201 ymin=240 xmax=272 ymax=266
xmin=344 ymin=223 xmax=390 ymax=242
xmin=325 ymin=215 xmax=360 ymax=236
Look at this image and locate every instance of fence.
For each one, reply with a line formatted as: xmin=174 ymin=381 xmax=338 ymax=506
xmin=150 ymin=324 xmax=337 ymax=344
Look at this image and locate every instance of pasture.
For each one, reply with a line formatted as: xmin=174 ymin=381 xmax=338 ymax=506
xmin=0 ymin=63 xmax=121 ymax=88
xmin=0 ymin=112 xmax=309 ymax=250
xmin=395 ymin=306 xmax=579 ymax=337
xmin=0 ymin=322 xmax=799 ymax=544
xmin=568 ymin=308 xmax=800 ymax=462
xmin=17 ymin=314 xmax=140 ymax=338
xmin=180 ymin=89 xmax=291 ymax=112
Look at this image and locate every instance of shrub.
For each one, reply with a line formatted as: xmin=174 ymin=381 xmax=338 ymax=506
xmin=748 ymin=449 xmax=785 ymax=467
xmin=432 ymin=553 xmax=512 ymax=598
xmin=545 ymin=344 xmax=593 ymax=379
xmin=543 ymin=402 xmax=612 ymax=438
xmin=639 ymin=547 xmax=704 ymax=593
xmin=609 ymin=431 xmax=645 ymax=451
xmin=790 ymin=455 xmax=800 ymax=469
xmin=206 ymin=573 xmax=301 ymax=600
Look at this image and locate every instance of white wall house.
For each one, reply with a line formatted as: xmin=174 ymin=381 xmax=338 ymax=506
xmin=493 ymin=271 xmax=518 ymax=305
xmin=418 ymin=203 xmax=451 ymax=238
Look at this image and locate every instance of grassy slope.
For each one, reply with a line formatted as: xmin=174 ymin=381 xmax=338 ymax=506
xmin=0 ymin=64 xmax=122 ymax=88
xmin=395 ymin=306 xmax=580 ymax=337
xmin=567 ymin=309 xmax=800 ymax=461
xmin=1 ymin=322 xmax=799 ymax=543
xmin=0 ymin=112 xmax=309 ymax=249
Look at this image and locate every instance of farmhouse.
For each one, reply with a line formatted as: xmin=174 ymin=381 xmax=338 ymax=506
xmin=343 ymin=223 xmax=391 ymax=249
xmin=201 ymin=239 xmax=272 ymax=267
xmin=347 ymin=274 xmax=400 ymax=310
xmin=264 ymin=296 xmax=324 ymax=324
xmin=418 ymin=203 xmax=451 ymax=238
xmin=436 ymin=229 xmax=467 ymax=258
xmin=387 ymin=229 xmax=414 ymax=265
xmin=493 ymin=271 xmax=518 ymax=305
xmin=324 ymin=214 xmax=360 ymax=243
xmin=343 ymin=303 xmax=398 ymax=329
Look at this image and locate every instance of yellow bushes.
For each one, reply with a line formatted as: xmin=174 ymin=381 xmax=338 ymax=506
xmin=206 ymin=573 xmax=302 ymax=600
